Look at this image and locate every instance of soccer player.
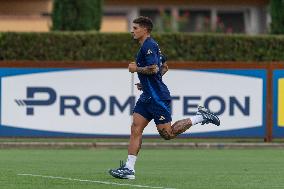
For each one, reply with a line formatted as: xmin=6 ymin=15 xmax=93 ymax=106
xmin=109 ymin=16 xmax=220 ymax=179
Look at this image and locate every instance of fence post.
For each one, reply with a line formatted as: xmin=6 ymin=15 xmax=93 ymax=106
xmin=265 ymin=63 xmax=273 ymax=142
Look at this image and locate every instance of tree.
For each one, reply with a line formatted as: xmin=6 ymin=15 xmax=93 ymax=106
xmin=270 ymin=0 xmax=284 ymax=34
xmin=52 ymin=0 xmax=103 ymax=31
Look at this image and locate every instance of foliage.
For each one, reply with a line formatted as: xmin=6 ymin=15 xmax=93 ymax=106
xmin=52 ymin=0 xmax=103 ymax=31
xmin=1 ymin=32 xmax=284 ymax=61
xmin=270 ymin=0 xmax=284 ymax=34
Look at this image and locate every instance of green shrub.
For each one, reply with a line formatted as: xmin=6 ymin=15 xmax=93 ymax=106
xmin=1 ymin=32 xmax=284 ymax=61
xmin=52 ymin=0 xmax=103 ymax=31
xmin=270 ymin=0 xmax=284 ymax=34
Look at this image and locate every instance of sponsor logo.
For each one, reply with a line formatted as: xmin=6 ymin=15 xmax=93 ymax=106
xmin=14 ymin=87 xmax=251 ymax=117
xmin=159 ymin=116 xmax=165 ymax=121
xmin=147 ymin=49 xmax=152 ymax=55
xmin=15 ymin=87 xmax=135 ymax=116
xmin=278 ymin=78 xmax=284 ymax=127
xmin=0 ymin=69 xmax=264 ymax=135
xmin=15 ymin=87 xmax=56 ymax=115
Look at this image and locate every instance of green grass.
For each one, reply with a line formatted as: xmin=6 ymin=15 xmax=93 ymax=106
xmin=0 ymin=149 xmax=284 ymax=189
xmin=1 ymin=137 xmax=283 ymax=143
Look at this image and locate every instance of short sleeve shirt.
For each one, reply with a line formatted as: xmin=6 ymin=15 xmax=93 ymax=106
xmin=135 ymin=37 xmax=171 ymax=102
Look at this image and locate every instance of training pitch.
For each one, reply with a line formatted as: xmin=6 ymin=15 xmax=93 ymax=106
xmin=1 ymin=148 xmax=284 ymax=189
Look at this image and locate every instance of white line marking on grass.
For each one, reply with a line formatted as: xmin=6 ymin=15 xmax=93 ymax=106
xmin=17 ymin=173 xmax=176 ymax=189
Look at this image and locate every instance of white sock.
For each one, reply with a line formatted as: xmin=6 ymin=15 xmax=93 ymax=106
xmin=125 ymin=155 xmax=137 ymax=171
xmin=190 ymin=115 xmax=204 ymax=125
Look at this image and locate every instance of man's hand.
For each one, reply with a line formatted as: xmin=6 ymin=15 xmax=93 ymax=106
xmin=135 ymin=83 xmax=143 ymax=91
xmin=161 ymin=62 xmax=169 ymax=76
xmin=128 ymin=62 xmax=137 ymax=73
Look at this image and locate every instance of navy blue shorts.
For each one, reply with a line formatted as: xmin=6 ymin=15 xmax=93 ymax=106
xmin=133 ymin=98 xmax=172 ymax=125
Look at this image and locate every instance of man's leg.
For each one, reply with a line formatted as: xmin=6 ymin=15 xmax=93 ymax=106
xmin=109 ymin=113 xmax=149 ymax=179
xmin=128 ymin=113 xmax=150 ymax=155
xmin=156 ymin=118 xmax=192 ymax=140
xmin=156 ymin=106 xmax=220 ymax=140
xmin=125 ymin=113 xmax=149 ymax=172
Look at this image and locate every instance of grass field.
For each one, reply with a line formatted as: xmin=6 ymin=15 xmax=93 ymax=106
xmin=1 ymin=137 xmax=284 ymax=143
xmin=1 ymin=149 xmax=284 ymax=189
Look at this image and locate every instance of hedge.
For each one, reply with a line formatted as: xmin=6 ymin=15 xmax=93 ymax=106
xmin=1 ymin=32 xmax=284 ymax=61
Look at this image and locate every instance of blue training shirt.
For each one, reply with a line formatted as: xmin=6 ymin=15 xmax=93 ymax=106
xmin=135 ymin=37 xmax=171 ymax=102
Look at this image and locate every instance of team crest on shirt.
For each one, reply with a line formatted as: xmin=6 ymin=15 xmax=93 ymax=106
xmin=147 ymin=49 xmax=152 ymax=55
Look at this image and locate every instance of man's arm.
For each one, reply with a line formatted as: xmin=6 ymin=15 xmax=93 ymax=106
xmin=129 ymin=63 xmax=159 ymax=75
xmin=137 ymin=64 xmax=159 ymax=75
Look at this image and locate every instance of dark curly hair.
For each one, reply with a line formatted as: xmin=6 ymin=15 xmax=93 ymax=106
xmin=133 ymin=16 xmax=153 ymax=33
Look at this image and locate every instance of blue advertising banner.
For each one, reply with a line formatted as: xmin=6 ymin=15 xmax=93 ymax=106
xmin=0 ymin=68 xmax=266 ymax=137
xmin=273 ymin=70 xmax=284 ymax=137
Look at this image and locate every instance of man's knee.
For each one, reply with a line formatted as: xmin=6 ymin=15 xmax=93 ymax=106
xmin=158 ymin=128 xmax=174 ymax=140
xmin=131 ymin=122 xmax=143 ymax=136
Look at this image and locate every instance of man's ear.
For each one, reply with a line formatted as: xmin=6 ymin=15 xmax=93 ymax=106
xmin=143 ymin=27 xmax=149 ymax=34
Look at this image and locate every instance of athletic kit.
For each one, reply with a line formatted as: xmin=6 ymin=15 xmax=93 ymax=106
xmin=133 ymin=37 xmax=172 ymax=125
